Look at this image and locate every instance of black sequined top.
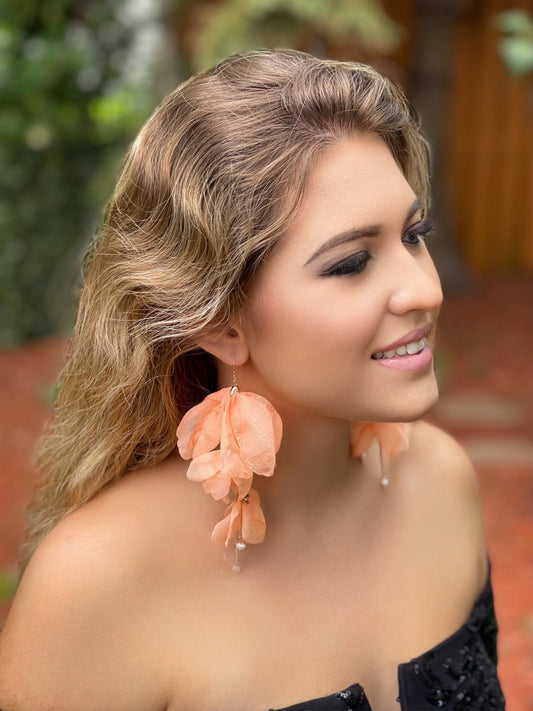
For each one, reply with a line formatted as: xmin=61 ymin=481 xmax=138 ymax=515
xmin=270 ymin=566 xmax=505 ymax=711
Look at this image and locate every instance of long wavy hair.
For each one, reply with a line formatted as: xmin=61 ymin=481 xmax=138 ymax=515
xmin=21 ymin=49 xmax=430 ymax=571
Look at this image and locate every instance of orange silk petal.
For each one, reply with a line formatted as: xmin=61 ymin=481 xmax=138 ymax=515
xmin=210 ymin=499 xmax=241 ymax=547
xmin=233 ymin=476 xmax=253 ymax=500
xmin=350 ymin=423 xmax=377 ymax=458
xmin=176 ymin=388 xmax=229 ymax=459
xmin=219 ymin=409 xmax=254 ymax=480
xmin=247 ymin=393 xmax=283 ymax=450
xmin=227 ymin=392 xmax=282 ymax=476
xmin=350 ymin=422 xmax=409 ymax=459
xmin=186 ymin=451 xmax=232 ymax=500
xmin=202 ymin=474 xmax=232 ymax=501
xmin=185 ymin=450 xmax=221 ymax=481
xmin=241 ymin=489 xmax=266 ymax=544
xmin=374 ymin=422 xmax=410 ymax=458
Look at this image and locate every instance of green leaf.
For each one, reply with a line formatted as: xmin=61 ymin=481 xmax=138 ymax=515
xmin=499 ymin=36 xmax=533 ymax=75
xmin=495 ymin=10 xmax=533 ymax=76
xmin=495 ymin=9 xmax=533 ymax=35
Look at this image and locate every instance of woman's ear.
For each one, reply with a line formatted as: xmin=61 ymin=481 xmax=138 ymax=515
xmin=196 ymin=326 xmax=249 ymax=367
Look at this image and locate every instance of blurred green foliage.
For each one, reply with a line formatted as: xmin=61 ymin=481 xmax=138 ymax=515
xmin=191 ymin=0 xmax=404 ymax=72
xmin=0 ymin=0 xmax=156 ymax=345
xmin=496 ymin=9 xmax=533 ymax=76
xmin=0 ymin=0 xmax=403 ymax=345
xmin=0 ymin=568 xmax=17 ymax=602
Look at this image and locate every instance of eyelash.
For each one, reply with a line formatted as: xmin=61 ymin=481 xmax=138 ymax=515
xmin=402 ymin=219 xmax=435 ymax=246
xmin=322 ymin=219 xmax=435 ymax=277
xmin=322 ymin=252 xmax=370 ymax=277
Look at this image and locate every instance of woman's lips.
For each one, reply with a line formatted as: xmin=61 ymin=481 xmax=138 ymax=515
xmin=371 ymin=324 xmax=434 ymax=371
xmin=372 ymin=324 xmax=432 ymax=355
xmin=372 ymin=344 xmax=433 ymax=372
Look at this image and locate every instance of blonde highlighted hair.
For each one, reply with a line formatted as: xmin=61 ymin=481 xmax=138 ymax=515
xmin=21 ymin=49 xmax=430 ymax=571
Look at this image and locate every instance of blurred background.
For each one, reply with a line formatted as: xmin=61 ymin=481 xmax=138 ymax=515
xmin=0 ymin=0 xmax=532 ymax=707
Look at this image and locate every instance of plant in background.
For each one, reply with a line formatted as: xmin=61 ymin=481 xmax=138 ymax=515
xmin=188 ymin=0 xmax=404 ymax=72
xmin=495 ymin=9 xmax=533 ymax=76
xmin=0 ymin=0 xmax=160 ymax=345
xmin=0 ymin=569 xmax=17 ymax=602
xmin=0 ymin=0 xmax=403 ymax=345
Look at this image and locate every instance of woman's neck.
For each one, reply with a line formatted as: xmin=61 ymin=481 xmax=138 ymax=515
xmin=213 ymin=363 xmax=373 ymax=553
xmin=251 ymin=409 xmax=359 ymax=523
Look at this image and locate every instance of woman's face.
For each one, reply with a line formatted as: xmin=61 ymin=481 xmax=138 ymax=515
xmin=240 ymin=133 xmax=443 ymax=424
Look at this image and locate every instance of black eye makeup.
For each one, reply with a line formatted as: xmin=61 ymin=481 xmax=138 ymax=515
xmin=402 ymin=219 xmax=435 ymax=246
xmin=319 ymin=251 xmax=371 ymax=277
xmin=318 ymin=218 xmax=435 ymax=278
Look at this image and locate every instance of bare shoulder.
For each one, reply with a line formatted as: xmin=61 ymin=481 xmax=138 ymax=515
xmin=396 ymin=420 xmax=488 ymax=592
xmin=409 ymin=420 xmax=476 ymax=476
xmin=404 ymin=419 xmax=480 ymax=497
xmin=0 ymin=456 xmax=207 ymax=711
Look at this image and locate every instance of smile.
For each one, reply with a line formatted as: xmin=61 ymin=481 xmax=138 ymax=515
xmin=372 ymin=338 xmax=426 ymax=360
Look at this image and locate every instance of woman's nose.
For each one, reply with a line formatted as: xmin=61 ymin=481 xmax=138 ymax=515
xmin=387 ymin=252 xmax=443 ymax=315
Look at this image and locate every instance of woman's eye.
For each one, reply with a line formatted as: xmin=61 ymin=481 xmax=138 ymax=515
xmin=321 ymin=251 xmax=371 ymax=277
xmin=402 ymin=219 xmax=435 ymax=246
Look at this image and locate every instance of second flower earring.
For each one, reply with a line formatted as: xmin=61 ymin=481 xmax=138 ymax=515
xmin=350 ymin=422 xmax=410 ymax=487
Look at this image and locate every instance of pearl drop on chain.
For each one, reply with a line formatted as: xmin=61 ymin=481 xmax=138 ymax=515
xmin=233 ymin=538 xmax=247 ymax=572
xmin=377 ymin=446 xmax=389 ymax=488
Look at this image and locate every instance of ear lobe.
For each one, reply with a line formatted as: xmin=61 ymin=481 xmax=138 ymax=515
xmin=196 ymin=326 xmax=249 ymax=367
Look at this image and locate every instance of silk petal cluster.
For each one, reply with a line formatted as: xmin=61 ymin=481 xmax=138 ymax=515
xmin=350 ymin=422 xmax=410 ymax=459
xmin=211 ymin=489 xmax=266 ymax=547
xmin=176 ymin=387 xmax=282 ymax=547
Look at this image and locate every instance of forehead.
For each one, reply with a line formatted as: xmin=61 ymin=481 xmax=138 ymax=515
xmin=284 ymin=133 xmax=416 ymax=250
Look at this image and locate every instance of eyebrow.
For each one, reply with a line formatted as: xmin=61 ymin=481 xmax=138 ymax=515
xmin=304 ymin=198 xmax=422 ymax=267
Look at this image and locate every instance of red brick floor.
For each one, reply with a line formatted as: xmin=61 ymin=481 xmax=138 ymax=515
xmin=1 ymin=275 xmax=532 ymax=709
xmin=430 ymin=275 xmax=533 ymax=711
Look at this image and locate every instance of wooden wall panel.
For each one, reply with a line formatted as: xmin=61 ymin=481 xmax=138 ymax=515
xmin=447 ymin=0 xmax=533 ymax=273
xmin=343 ymin=0 xmax=533 ymax=274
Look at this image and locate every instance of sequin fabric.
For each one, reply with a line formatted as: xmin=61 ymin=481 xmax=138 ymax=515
xmin=398 ymin=573 xmax=505 ymax=710
xmin=268 ymin=684 xmax=370 ymax=711
xmin=335 ymin=685 xmax=371 ymax=710
xmin=269 ymin=567 xmax=505 ymax=711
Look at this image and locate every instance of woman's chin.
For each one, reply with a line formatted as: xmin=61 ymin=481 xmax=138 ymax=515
xmin=365 ymin=381 xmax=440 ymax=423
xmin=396 ymin=385 xmax=440 ymax=422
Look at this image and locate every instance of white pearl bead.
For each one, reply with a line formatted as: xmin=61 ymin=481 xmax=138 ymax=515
xmin=236 ymin=541 xmax=247 ymax=551
xmin=232 ymin=563 xmax=241 ymax=573
xmin=380 ymin=477 xmax=389 ymax=487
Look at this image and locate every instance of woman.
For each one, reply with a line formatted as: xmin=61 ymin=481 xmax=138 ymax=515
xmin=0 ymin=50 xmax=504 ymax=710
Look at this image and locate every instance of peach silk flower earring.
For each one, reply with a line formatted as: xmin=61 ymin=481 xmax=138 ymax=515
xmin=350 ymin=422 xmax=410 ymax=486
xmin=177 ymin=375 xmax=409 ymax=571
xmin=176 ymin=376 xmax=282 ymax=572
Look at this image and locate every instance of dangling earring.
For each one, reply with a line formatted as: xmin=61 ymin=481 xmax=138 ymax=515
xmin=176 ymin=371 xmax=282 ymax=572
xmin=350 ymin=422 xmax=410 ymax=487
xmin=378 ymin=444 xmax=388 ymax=488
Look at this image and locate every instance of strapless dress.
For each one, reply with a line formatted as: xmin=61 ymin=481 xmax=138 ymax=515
xmin=270 ymin=565 xmax=505 ymax=710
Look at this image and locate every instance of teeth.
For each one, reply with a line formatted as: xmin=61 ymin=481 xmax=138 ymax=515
xmin=373 ymin=338 xmax=425 ymax=359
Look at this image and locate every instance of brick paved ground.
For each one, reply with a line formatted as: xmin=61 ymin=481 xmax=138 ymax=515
xmin=430 ymin=275 xmax=533 ymax=711
xmin=1 ymin=275 xmax=532 ymax=709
